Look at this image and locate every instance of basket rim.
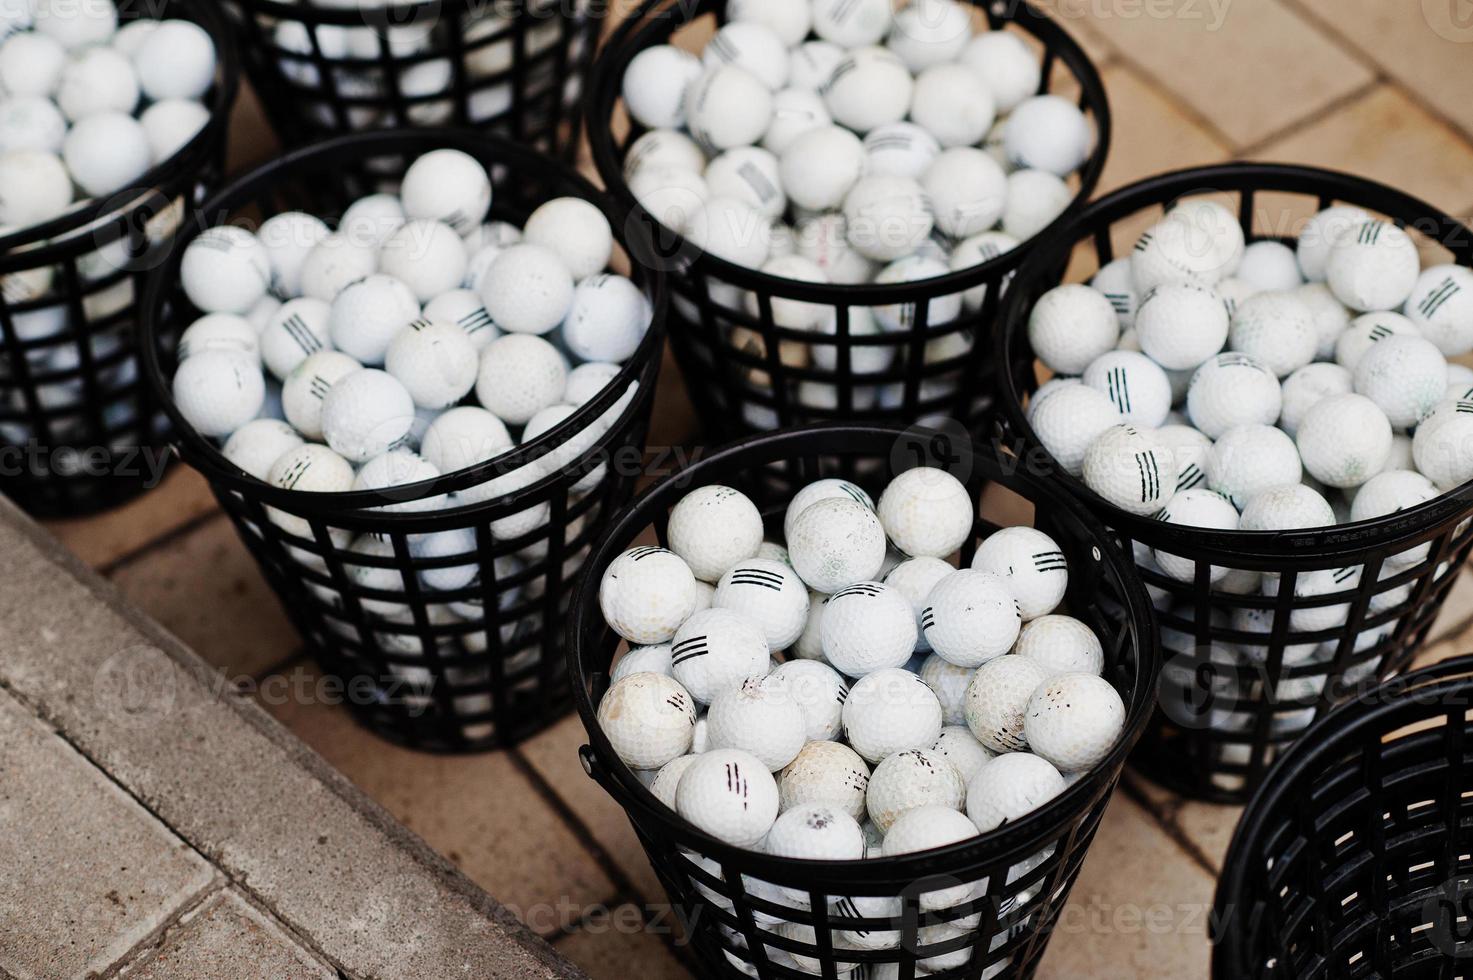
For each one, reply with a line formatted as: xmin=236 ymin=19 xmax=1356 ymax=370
xmin=567 ymin=421 xmax=1161 ymax=881
xmin=0 ymin=0 xmax=241 ymax=258
xmin=583 ymin=0 xmax=1114 ymax=306
xmin=995 ymin=160 xmax=1473 ymax=561
xmin=220 ymin=0 xmax=484 ymax=27
xmin=137 ymin=126 xmax=669 ymax=517
xmin=1210 ymin=651 xmax=1473 ymax=976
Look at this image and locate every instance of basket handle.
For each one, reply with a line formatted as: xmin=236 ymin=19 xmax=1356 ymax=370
xmin=579 ymin=744 xmax=619 ymax=793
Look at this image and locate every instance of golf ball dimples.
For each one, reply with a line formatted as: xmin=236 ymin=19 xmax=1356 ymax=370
xmin=520 ymin=196 xmax=614 ymax=282
xmin=1015 ymin=615 xmax=1104 ymax=678
xmin=840 ymin=174 xmax=933 ymax=262
xmin=919 ymin=653 xmax=972 ymax=725
xmin=1027 ymin=382 xmax=1121 ymax=478
xmin=648 ymin=754 xmax=699 ymax=810
xmin=1296 ymin=205 xmax=1370 ymax=282
xmin=1405 ymin=265 xmax=1473 ymax=356
xmin=1133 ymin=282 xmax=1230 ymax=371
xmin=1206 ymin=423 xmax=1302 ymax=508
xmin=861 ymin=121 xmax=939 ymax=180
xmin=964 ymin=653 xmax=1049 ymax=754
xmin=866 ymin=748 xmax=965 ymax=832
xmin=812 ymin=0 xmax=892 ymax=46
xmin=1352 ymin=334 xmax=1447 ymax=429
xmin=1187 ymin=353 xmax=1282 ymax=439
xmin=610 ymin=644 xmax=675 ymax=685
xmin=1027 ymin=283 xmax=1120 ymax=375
xmin=418 ymin=405 xmax=511 ymax=476
xmin=1082 ymin=349 xmax=1172 ymax=428
xmin=842 ymin=668 xmax=943 ymax=763
xmin=765 ymin=803 xmax=865 ymax=870
xmin=597 ymin=671 xmax=698 ymax=770
xmin=667 ymin=485 xmax=764 ymax=584
xmin=560 ymin=274 xmax=651 ymax=363
xmin=761 ymin=86 xmax=831 ymax=156
xmin=780 ymin=125 xmax=865 ymax=212
xmin=1024 ymin=672 xmax=1126 ymax=772
xmin=1228 ymin=291 xmax=1318 ymax=378
xmin=1327 ymin=220 xmax=1420 ymax=312
xmin=1297 ymin=393 xmax=1392 ymax=489
xmin=300 ymin=234 xmax=379 ymax=303
xmin=964 ymin=752 xmax=1066 ymax=833
xmin=821 ymin=45 xmax=912 ymax=134
xmin=778 ymin=740 xmax=870 ymax=822
xmin=1237 ymin=483 xmax=1335 ymax=531
xmin=770 ymin=658 xmax=848 ymax=741
xmin=1335 ymin=311 xmax=1421 ymax=371
xmin=1353 ymin=470 xmax=1440 ymax=565
xmin=1156 ymin=424 xmax=1213 ymax=493
xmin=282 ymin=350 xmax=362 ymax=439
xmin=171 ymin=349 xmax=263 ymax=438
xmin=223 ymin=418 xmax=303 ymax=481
xmin=886 ymin=0 xmax=972 ymax=70
xmin=475 ymin=333 xmax=566 ymax=426
xmin=1083 ymin=424 xmax=1175 ymax=517
xmin=784 ymin=479 xmax=875 ymax=542
xmin=1413 ymin=399 xmax=1473 ymax=491
xmin=326 ymin=275 xmax=421 ymax=366
xmin=706 ymin=675 xmax=807 ymax=771
xmin=685 ymin=195 xmax=773 ymax=268
xmin=744 ymin=256 xmax=829 ymax=330
xmin=885 ymin=555 xmax=954 ymax=652
xmin=177 ymin=313 xmax=258 ymax=361
xmin=622 ymin=44 xmax=703 ymax=129
xmin=376 ymin=220 xmax=468 ymax=303
xmin=1132 ymin=206 xmax=1239 ymax=294
xmin=921 ymin=146 xmax=1008 ymax=240
xmin=1005 ymin=94 xmax=1091 ymax=177
xmin=257 ymin=298 xmax=331 ymax=380
xmin=670 ymin=607 xmax=770 ymax=704
xmin=384 ymin=318 xmax=478 ymax=410
xmin=400 ymin=149 xmax=492 ymax=236
xmin=714 ymin=557 xmax=811 ymax=651
xmin=921 ymin=569 xmax=1021 ymax=668
xmin=910 ymin=62 xmax=995 ymax=149
xmin=675 ymin=748 xmax=779 ymax=846
xmin=1234 ymin=241 xmax=1302 ymax=293
xmin=819 ymin=580 xmax=918 ymax=676
xmin=880 ymin=806 xmax=981 ymax=909
xmin=1153 ymin=488 xmax=1239 ymax=582
xmin=685 ymin=64 xmax=773 ymax=152
xmin=1279 ymin=362 xmax=1353 ymax=437
xmin=257 ymin=211 xmax=331 ymax=300
xmin=599 ymin=546 xmax=698 ymax=644
xmin=1293 ymin=282 xmax=1352 ymax=359
xmin=971 ymin=526 xmax=1069 ymax=622
xmin=788 ymin=496 xmax=888 ymax=594
xmin=180 ymin=226 xmax=273 ymax=315
xmin=475 ymin=242 xmax=573 ymax=336
xmin=876 ymin=466 xmax=972 ymax=559
xmin=320 ymin=368 xmax=415 ymax=463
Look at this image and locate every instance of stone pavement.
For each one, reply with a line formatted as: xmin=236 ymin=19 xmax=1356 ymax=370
xmin=25 ymin=2 xmax=1473 ymax=978
xmin=0 ymin=496 xmax=582 ymax=980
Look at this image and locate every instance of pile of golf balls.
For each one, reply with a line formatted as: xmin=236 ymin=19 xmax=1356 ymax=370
xmin=1023 ymin=196 xmax=1473 ymax=772
xmin=617 ymin=0 xmax=1093 ymax=412
xmin=594 ymin=465 xmax=1127 ymax=927
xmin=169 ymin=147 xmax=649 ymax=655
xmin=268 ymin=1 xmax=573 ymax=131
xmin=0 ymin=1 xmax=217 ymax=226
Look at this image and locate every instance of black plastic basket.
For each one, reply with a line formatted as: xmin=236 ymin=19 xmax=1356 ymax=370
xmin=140 ymin=129 xmax=665 ymax=751
xmin=1213 ymin=654 xmax=1473 ymax=978
xmin=585 ymin=0 xmax=1111 ymax=458
xmin=569 ymin=423 xmax=1158 ymax=979
xmin=222 ymin=0 xmax=597 ymax=158
xmin=0 ymin=0 xmax=239 ymax=517
xmin=996 ymin=162 xmax=1473 ymax=804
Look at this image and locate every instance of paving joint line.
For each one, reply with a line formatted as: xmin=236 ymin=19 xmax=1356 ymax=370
xmin=92 ymin=879 xmax=229 ymax=980
xmin=1106 ymin=56 xmax=1237 ymax=153
xmin=1279 ymin=0 xmax=1473 ymax=147
xmin=506 ymin=747 xmax=656 ymax=909
xmin=1118 ymin=774 xmax=1222 ymax=878
xmin=1234 ymin=75 xmax=1383 ymax=158
xmin=96 ymin=508 xmax=226 ymax=578
xmin=0 ymin=673 xmax=362 ymax=980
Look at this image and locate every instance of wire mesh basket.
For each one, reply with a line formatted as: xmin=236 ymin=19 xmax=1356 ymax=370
xmin=222 ymin=0 xmax=597 ymax=158
xmin=0 ymin=0 xmax=239 ymax=516
xmin=585 ymin=0 xmax=1111 ymax=460
xmin=570 ymin=423 xmax=1158 ymax=979
xmin=996 ymin=162 xmax=1473 ymax=803
xmin=1213 ymin=653 xmax=1473 ymax=978
xmin=140 ymin=129 xmax=665 ymax=751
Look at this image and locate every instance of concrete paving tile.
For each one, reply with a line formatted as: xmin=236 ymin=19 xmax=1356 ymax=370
xmin=1293 ymin=0 xmax=1473 ymax=143
xmin=1036 ymin=792 xmax=1216 ymax=980
xmin=110 ymin=517 xmax=299 ymax=681
xmin=1058 ymin=0 xmax=1373 ymax=148
xmin=554 ymin=908 xmax=693 ymax=980
xmin=517 ymin=714 xmax=669 ymax=906
xmin=263 ymin=676 xmax=617 ymax=936
xmin=1257 ymin=84 xmax=1473 ymax=215
xmin=0 ymin=687 xmax=216 ymax=980
xmin=1095 ymin=63 xmax=1232 ymax=194
xmin=117 ymin=890 xmax=334 ymax=980
xmin=42 ymin=465 xmax=218 ymax=570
